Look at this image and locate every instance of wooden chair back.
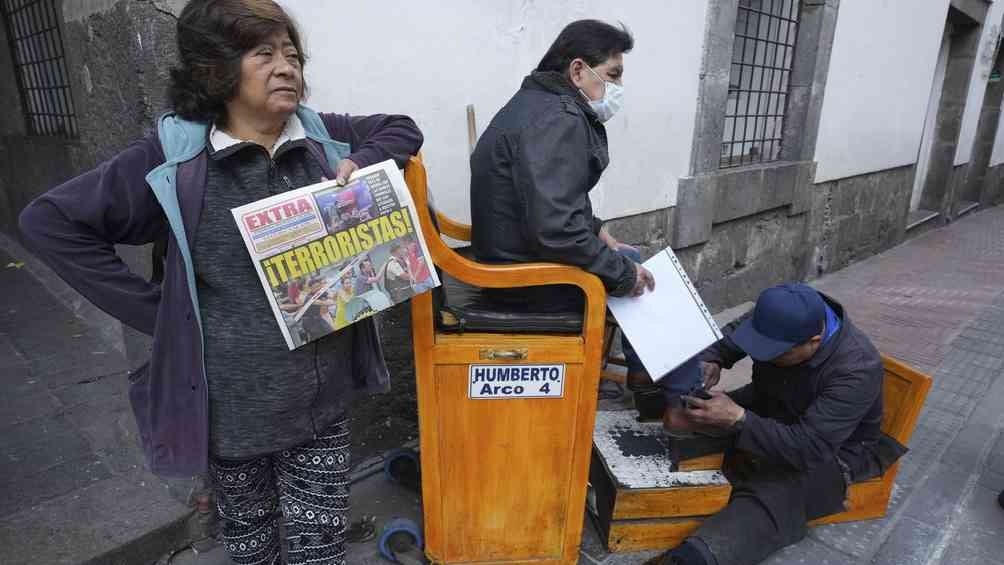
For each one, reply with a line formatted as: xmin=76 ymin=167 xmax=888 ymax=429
xmin=878 ymin=354 xmax=932 ymax=445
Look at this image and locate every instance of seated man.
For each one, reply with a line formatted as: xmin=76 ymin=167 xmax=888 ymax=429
xmin=469 ymin=19 xmax=656 ymax=400
xmin=652 ymin=283 xmax=906 ymax=565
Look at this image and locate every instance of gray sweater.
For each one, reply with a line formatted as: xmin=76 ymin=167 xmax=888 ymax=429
xmin=194 ymin=138 xmax=355 ymax=459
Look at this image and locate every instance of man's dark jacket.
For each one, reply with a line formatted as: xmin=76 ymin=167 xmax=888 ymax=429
xmin=469 ymin=71 xmax=636 ymax=306
xmin=701 ymin=294 xmax=904 ymax=482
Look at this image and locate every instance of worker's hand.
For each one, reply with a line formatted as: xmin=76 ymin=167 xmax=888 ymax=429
xmin=334 ymin=158 xmax=359 ymax=186
xmin=680 ymin=390 xmax=744 ymax=430
xmin=600 ymin=226 xmax=639 ymax=254
xmin=701 ymin=361 xmax=722 ymax=390
xmin=599 ymin=226 xmax=619 ymax=250
xmin=631 ymin=264 xmax=656 ymax=297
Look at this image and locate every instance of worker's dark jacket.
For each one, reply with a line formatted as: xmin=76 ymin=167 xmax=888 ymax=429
xmin=701 ymin=294 xmax=906 ymax=483
xmin=469 ymin=71 xmax=636 ymax=307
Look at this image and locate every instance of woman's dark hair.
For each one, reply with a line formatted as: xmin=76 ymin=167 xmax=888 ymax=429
xmin=536 ymin=19 xmax=633 ymax=73
xmin=168 ymin=0 xmax=307 ymax=124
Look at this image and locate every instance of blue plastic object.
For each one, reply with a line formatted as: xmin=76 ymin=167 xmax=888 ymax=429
xmin=378 ymin=518 xmax=424 ymax=563
xmin=383 ymin=447 xmax=420 ymax=484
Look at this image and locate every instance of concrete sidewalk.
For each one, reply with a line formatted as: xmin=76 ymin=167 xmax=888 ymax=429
xmin=0 ymin=246 xmax=198 ymax=564
xmin=2 ymin=206 xmax=1003 ymax=565
xmin=581 ymin=206 xmax=1004 ymax=565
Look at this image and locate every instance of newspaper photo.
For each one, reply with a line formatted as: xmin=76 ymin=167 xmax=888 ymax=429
xmin=231 ymin=159 xmax=440 ymax=350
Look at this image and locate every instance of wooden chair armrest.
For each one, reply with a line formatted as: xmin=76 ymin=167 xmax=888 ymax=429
xmin=431 ymin=243 xmax=605 ymax=297
xmin=434 ymin=210 xmax=471 ymax=242
xmin=404 ymin=155 xmax=607 ymax=334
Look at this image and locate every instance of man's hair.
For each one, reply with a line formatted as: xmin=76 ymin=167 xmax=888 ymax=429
xmin=168 ymin=0 xmax=308 ymax=125
xmin=536 ymin=19 xmax=634 ymax=74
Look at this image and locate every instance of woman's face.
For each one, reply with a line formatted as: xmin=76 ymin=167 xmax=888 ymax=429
xmin=232 ymin=29 xmax=302 ymax=121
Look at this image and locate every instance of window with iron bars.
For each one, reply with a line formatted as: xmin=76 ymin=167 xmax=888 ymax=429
xmin=720 ymin=0 xmax=800 ymax=169
xmin=1 ymin=0 xmax=77 ymax=138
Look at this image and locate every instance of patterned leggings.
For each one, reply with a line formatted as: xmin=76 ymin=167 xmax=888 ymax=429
xmin=210 ymin=418 xmax=351 ymax=565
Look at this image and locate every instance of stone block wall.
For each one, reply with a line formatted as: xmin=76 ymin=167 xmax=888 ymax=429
xmin=0 ymin=1 xmax=182 ymax=363
xmin=604 ymin=163 xmax=915 ymax=313
xmin=807 ymin=165 xmax=914 ymax=276
xmin=984 ymin=164 xmax=1004 ymax=204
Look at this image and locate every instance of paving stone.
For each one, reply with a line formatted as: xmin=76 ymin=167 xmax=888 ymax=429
xmin=869 ymin=516 xmax=938 ymax=565
xmin=0 ymin=414 xmax=93 ymax=481
xmin=0 ymin=334 xmax=27 ymax=369
xmin=49 ymin=369 xmax=130 ymax=407
xmin=926 ymin=386 xmax=978 ymax=416
xmin=987 ymin=434 xmax=1004 ymax=475
xmin=0 ymin=385 xmax=61 ymax=426
xmin=761 ymin=537 xmax=856 ymax=565
xmin=976 ymin=468 xmax=1004 ymax=492
xmin=896 ymin=420 xmax=958 ymax=488
xmin=3 ymin=363 xmax=45 ymax=398
xmin=938 ymin=539 xmax=1004 ymax=565
xmin=0 ymin=476 xmax=191 ymax=565
xmin=809 ymin=483 xmax=909 ymax=558
xmin=941 ymin=420 xmax=996 ymax=472
xmin=30 ymin=350 xmax=130 ymax=383
xmin=0 ymin=454 xmax=112 ymax=516
xmin=588 ymin=548 xmax=664 ymax=564
xmin=939 ymin=486 xmax=1004 ymax=563
xmin=901 ymin=463 xmax=970 ymax=528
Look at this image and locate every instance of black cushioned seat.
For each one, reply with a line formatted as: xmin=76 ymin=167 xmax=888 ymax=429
xmin=436 ymin=272 xmax=584 ymax=334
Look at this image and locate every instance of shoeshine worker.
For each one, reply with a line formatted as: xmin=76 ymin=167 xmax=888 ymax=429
xmin=650 ymin=283 xmax=907 ymax=565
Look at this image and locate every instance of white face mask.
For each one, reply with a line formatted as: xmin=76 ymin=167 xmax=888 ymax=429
xmin=579 ymin=64 xmax=624 ymax=123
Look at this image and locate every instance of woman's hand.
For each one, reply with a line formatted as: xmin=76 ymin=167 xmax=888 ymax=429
xmin=335 ymin=158 xmax=359 ymax=186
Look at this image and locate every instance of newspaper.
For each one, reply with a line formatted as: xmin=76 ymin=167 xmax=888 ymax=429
xmin=231 ymin=159 xmax=440 ymax=350
xmin=608 ymin=246 xmax=722 ymax=380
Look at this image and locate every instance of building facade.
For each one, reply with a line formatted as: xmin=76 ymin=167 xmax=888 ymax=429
xmin=1 ymin=0 xmax=1002 ymax=359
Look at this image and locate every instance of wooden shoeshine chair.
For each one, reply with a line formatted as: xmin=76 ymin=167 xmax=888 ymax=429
xmin=589 ymin=354 xmax=933 ymax=552
xmin=403 ymin=156 xmax=609 ymax=564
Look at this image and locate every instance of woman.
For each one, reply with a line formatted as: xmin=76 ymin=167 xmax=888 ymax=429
xmin=18 ymin=1 xmax=422 ymax=563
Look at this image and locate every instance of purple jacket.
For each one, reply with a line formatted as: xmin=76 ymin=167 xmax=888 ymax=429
xmin=18 ymin=105 xmax=423 ymax=477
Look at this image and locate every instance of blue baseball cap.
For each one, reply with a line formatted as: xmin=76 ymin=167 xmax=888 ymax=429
xmin=731 ymin=283 xmax=826 ymax=361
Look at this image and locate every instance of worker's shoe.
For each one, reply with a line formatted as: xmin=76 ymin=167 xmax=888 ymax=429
xmin=628 ymin=371 xmax=667 ymax=421
xmin=632 ymin=386 xmax=667 ymax=422
xmin=999 ymin=489 xmax=1004 ymax=510
xmin=662 ymin=403 xmax=699 ymax=438
xmin=664 ymin=402 xmax=736 ymax=439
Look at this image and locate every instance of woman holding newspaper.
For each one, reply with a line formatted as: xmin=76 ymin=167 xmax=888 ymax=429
xmin=18 ymin=1 xmax=422 ymax=563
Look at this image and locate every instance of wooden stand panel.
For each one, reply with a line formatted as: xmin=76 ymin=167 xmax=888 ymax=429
xmin=432 ymin=360 xmax=585 ymax=562
xmin=406 ymin=156 xmax=607 ymax=564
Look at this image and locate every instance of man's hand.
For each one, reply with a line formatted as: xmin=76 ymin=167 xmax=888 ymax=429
xmin=680 ymin=390 xmax=744 ymax=430
xmin=701 ymin=361 xmax=722 ymax=390
xmin=631 ymin=264 xmax=656 ymax=297
xmin=599 ymin=226 xmax=618 ymax=250
xmin=600 ymin=226 xmax=639 ymax=253
xmin=334 ymin=158 xmax=359 ymax=186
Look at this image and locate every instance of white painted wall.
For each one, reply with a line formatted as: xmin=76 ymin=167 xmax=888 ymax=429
xmin=280 ymin=0 xmax=707 ymax=223
xmin=813 ymin=0 xmax=950 ymax=183
xmin=955 ymin=0 xmax=1004 ymax=165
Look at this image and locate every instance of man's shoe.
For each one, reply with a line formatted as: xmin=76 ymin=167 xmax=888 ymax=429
xmin=663 ymin=403 xmax=699 ymax=438
xmin=998 ymin=489 xmax=1004 ymax=510
xmin=663 ymin=403 xmax=736 ymax=439
xmin=634 ymin=387 xmax=668 ymax=422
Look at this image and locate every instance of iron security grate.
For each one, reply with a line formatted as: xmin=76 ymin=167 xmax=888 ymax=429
xmin=1 ymin=0 xmax=77 ymax=138
xmin=720 ymin=0 xmax=800 ymax=168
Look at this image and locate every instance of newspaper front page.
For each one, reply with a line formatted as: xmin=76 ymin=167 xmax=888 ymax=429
xmin=231 ymin=159 xmax=440 ymax=350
